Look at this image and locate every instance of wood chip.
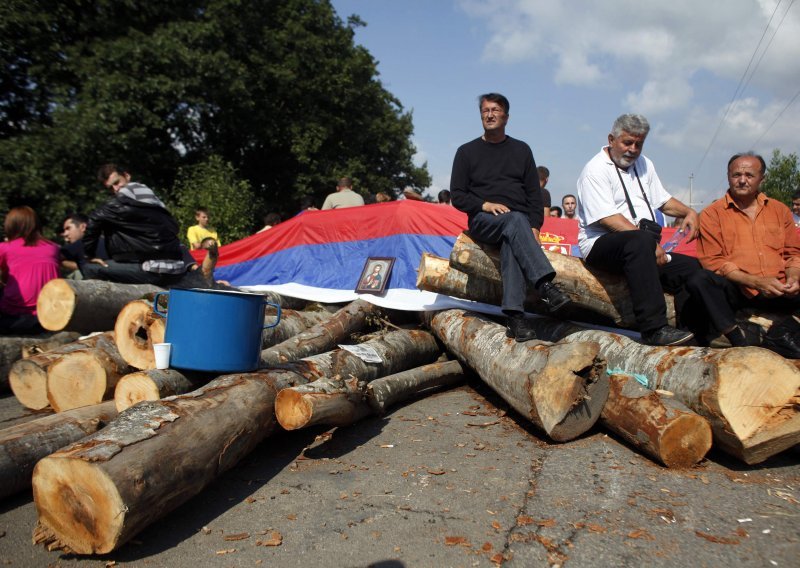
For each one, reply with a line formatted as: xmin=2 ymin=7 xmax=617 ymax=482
xmin=467 ymin=420 xmax=500 ymax=427
xmin=223 ymin=533 xmax=249 ymax=541
xmin=215 ymin=549 xmax=236 ymax=555
xmin=256 ymin=531 xmax=282 ymax=547
xmin=516 ymin=515 xmax=534 ymax=526
xmin=444 ymin=536 xmax=470 ymax=546
xmin=627 ymin=529 xmax=655 ymax=540
xmin=695 ymin=531 xmax=740 ymax=545
xmin=482 ymin=542 xmax=493 ymax=552
xmin=427 ymin=469 xmax=446 ymax=475
xmin=491 ymin=521 xmax=502 ymax=530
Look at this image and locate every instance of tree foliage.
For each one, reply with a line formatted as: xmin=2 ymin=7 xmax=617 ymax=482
xmin=169 ymin=155 xmax=255 ymax=244
xmin=761 ymin=149 xmax=800 ymax=205
xmin=0 ymin=0 xmax=430 ymax=236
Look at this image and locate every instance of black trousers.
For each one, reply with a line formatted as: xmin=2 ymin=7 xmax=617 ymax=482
xmin=81 ymin=259 xmax=185 ymax=286
xmin=468 ymin=211 xmax=555 ymax=313
xmin=585 ymin=230 xmax=732 ymax=334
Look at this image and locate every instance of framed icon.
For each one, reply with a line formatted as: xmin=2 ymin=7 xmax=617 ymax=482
xmin=355 ymin=257 xmax=395 ymax=295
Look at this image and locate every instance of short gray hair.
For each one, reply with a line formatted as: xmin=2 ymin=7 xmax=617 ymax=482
xmin=611 ymin=114 xmax=650 ymax=137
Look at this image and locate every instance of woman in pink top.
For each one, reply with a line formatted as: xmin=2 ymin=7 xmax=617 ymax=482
xmin=0 ymin=206 xmax=60 ymax=334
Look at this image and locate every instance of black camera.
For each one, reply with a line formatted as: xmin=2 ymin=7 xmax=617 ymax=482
xmin=637 ymin=218 xmax=662 ymax=240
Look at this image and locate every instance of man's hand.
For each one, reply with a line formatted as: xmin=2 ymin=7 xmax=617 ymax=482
xmin=88 ymin=258 xmax=108 ymax=268
xmin=483 ymin=201 xmax=510 ymax=215
xmin=655 ymin=244 xmax=669 ymax=266
xmin=784 ymin=268 xmax=800 ymax=296
xmin=679 ymin=209 xmax=700 ymax=241
xmin=751 ymin=276 xmax=787 ymax=298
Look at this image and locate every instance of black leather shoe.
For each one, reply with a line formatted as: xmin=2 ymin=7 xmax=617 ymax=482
xmin=762 ymin=330 xmax=800 ymax=359
xmin=506 ymin=314 xmax=538 ymax=342
xmin=538 ymin=281 xmax=570 ymax=313
xmin=640 ymin=325 xmax=694 ymax=346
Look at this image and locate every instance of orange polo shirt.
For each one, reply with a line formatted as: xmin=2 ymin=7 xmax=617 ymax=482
xmin=697 ymin=191 xmax=800 ymax=297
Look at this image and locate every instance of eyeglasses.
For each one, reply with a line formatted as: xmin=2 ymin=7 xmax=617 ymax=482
xmin=481 ymin=107 xmax=505 ymax=116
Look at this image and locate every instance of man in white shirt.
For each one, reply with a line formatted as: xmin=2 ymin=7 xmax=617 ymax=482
xmin=577 ymin=114 xmax=731 ymax=346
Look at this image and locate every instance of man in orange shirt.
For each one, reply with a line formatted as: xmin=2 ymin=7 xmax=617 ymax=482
xmin=696 ymin=152 xmax=800 ymax=357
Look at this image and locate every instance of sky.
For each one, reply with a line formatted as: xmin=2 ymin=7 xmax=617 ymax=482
xmin=330 ymin=0 xmax=800 ymax=211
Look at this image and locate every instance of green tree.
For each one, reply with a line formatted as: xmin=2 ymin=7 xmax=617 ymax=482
xmin=761 ymin=149 xmax=800 ymax=205
xmin=0 ymin=0 xmax=429 ymax=236
xmin=170 ymin=155 xmax=255 ymax=244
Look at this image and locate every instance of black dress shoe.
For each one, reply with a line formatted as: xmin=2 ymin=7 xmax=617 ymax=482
xmin=762 ymin=330 xmax=800 ymax=358
xmin=506 ymin=314 xmax=538 ymax=342
xmin=538 ymin=281 xmax=570 ymax=313
xmin=640 ymin=325 xmax=694 ymax=346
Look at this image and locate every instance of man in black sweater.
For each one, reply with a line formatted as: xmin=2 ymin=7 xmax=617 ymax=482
xmin=450 ymin=93 xmax=569 ymax=341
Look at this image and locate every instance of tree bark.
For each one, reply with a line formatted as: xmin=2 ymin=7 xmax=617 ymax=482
xmin=114 ymin=369 xmax=213 ymax=412
xmin=0 ymin=401 xmax=117 ymax=500
xmin=260 ymin=307 xmax=334 ymax=349
xmin=113 ymin=300 xmax=167 ymax=370
xmin=448 ymin=232 xmax=676 ymax=328
xmin=9 ymin=333 xmax=113 ymax=410
xmin=601 ymin=374 xmax=712 ymax=468
xmin=428 ymin=309 xmax=608 ymax=442
xmin=274 ymin=330 xmax=441 ymax=429
xmin=524 ymin=317 xmax=800 ymax=464
xmin=30 ymin=330 xmax=435 ymax=555
xmin=366 ymin=360 xmax=466 ymax=414
xmin=260 ymin=299 xmax=379 ymax=366
xmin=0 ymin=332 xmax=80 ymax=392
xmin=46 ymin=332 xmax=131 ymax=412
xmin=36 ymin=279 xmax=165 ymax=334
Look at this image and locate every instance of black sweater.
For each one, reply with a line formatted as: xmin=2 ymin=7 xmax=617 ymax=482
xmin=450 ymin=136 xmax=543 ymax=229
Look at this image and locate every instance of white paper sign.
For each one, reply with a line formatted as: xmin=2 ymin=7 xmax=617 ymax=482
xmin=338 ymin=344 xmax=383 ymax=363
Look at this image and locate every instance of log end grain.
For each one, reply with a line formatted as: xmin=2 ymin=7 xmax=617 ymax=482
xmin=274 ymin=388 xmax=313 ymax=430
xmin=36 ymin=279 xmax=77 ymax=332
xmin=9 ymin=359 xmax=50 ymax=410
xmin=114 ymin=372 xmax=162 ymax=412
xmin=47 ymin=352 xmax=107 ymax=412
xmin=114 ymin=300 xmax=166 ymax=370
xmin=659 ymin=414 xmax=713 ymax=468
xmin=32 ymin=456 xmax=125 ymax=555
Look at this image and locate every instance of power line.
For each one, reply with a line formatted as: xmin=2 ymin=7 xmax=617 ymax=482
xmin=750 ymin=85 xmax=800 ymax=149
xmin=694 ymin=0 xmax=784 ymax=175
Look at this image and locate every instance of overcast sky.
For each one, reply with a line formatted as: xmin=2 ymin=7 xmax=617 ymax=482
xmin=330 ymin=0 xmax=800 ymax=210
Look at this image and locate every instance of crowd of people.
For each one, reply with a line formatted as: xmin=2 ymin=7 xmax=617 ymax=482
xmin=450 ymin=92 xmax=800 ymax=357
xmin=3 ymin=93 xmax=798 ymax=361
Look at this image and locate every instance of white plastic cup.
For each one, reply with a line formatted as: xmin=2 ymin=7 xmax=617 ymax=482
xmin=153 ymin=343 xmax=172 ymax=370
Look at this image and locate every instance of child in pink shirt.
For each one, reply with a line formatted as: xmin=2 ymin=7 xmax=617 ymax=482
xmin=0 ymin=206 xmax=60 ymax=334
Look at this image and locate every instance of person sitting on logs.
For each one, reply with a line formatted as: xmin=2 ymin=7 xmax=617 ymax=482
xmin=576 ymin=113 xmax=736 ymax=347
xmin=695 ymin=152 xmax=800 ymax=358
xmin=450 ymin=92 xmax=570 ymax=342
xmin=0 ymin=206 xmax=60 ymax=334
xmin=60 ymin=212 xmax=108 ymax=279
xmin=83 ymin=163 xmax=190 ymax=286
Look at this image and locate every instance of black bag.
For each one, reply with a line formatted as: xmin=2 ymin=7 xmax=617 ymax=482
xmin=637 ymin=218 xmax=662 ymax=239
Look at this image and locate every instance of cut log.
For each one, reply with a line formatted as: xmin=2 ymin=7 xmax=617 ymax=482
xmin=274 ymin=331 xmax=442 ymax=429
xmin=260 ymin=299 xmax=379 ymax=366
xmin=428 ymin=309 xmax=608 ymax=441
xmin=448 ymin=232 xmax=676 ymax=328
xmin=260 ymin=307 xmax=334 ymax=349
xmin=524 ymin=317 xmax=800 ymax=464
xmin=601 ymin=374 xmax=712 ymax=468
xmin=9 ymin=333 xmax=114 ymax=410
xmin=31 ymin=329 xmax=432 ymax=555
xmin=114 ymin=369 xmax=212 ymax=412
xmin=366 ymin=360 xmax=466 ymax=414
xmin=37 ymin=279 xmax=164 ymax=334
xmin=0 ymin=401 xmax=117 ymax=500
xmin=46 ymin=332 xmax=131 ymax=412
xmin=416 ymin=253 xmax=506 ymax=304
xmin=113 ymin=300 xmax=167 ymax=370
xmin=0 ymin=332 xmax=80 ymax=392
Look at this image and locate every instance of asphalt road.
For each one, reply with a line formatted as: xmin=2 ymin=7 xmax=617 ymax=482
xmin=0 ymin=379 xmax=798 ymax=567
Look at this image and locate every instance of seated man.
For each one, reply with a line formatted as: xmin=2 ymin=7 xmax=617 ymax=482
xmin=696 ymin=152 xmax=800 ymax=357
xmin=82 ymin=163 xmax=188 ymax=286
xmin=321 ymin=177 xmax=365 ymax=210
xmin=60 ymin=212 xmax=107 ymax=278
xmin=451 ymin=92 xmax=569 ymax=342
xmin=577 ymin=114 xmax=734 ymax=346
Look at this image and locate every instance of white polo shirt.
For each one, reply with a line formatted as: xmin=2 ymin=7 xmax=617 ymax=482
xmin=576 ymin=147 xmax=671 ymax=258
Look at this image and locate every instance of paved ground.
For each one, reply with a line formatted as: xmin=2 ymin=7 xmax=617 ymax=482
xmin=0 ymin=379 xmax=798 ymax=567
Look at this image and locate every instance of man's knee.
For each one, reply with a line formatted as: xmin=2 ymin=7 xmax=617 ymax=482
xmin=620 ymin=230 xmax=658 ymax=255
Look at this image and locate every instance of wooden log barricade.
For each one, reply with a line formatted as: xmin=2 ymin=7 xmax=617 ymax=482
xmin=31 ymin=329 xmax=442 ymax=555
xmin=36 ymin=279 xmax=165 ymax=334
xmin=113 ymin=299 xmax=166 ymax=370
xmin=260 ymin=307 xmax=334 ymax=349
xmin=429 ymin=309 xmax=608 ymax=442
xmin=601 ymin=374 xmax=712 ymax=468
xmin=0 ymin=401 xmax=117 ymax=500
xmin=523 ymin=317 xmax=800 ymax=464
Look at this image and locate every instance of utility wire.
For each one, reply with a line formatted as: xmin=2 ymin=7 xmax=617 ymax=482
xmin=750 ymin=85 xmax=800 ymax=149
xmin=694 ymin=0 xmax=784 ymax=175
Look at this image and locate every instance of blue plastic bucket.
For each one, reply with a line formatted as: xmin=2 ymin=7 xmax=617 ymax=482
xmin=153 ymin=288 xmax=280 ymax=372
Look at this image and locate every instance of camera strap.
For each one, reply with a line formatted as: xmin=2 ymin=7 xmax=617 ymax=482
xmin=614 ymin=163 xmax=655 ymax=221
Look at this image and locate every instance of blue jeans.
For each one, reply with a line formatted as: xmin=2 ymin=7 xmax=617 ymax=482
xmin=468 ymin=211 xmax=555 ymax=313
